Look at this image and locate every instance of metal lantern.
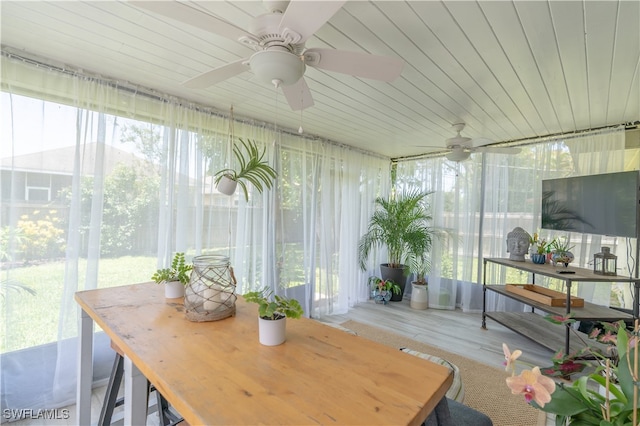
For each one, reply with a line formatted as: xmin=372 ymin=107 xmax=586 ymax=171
xmin=593 ymin=247 xmax=617 ymax=276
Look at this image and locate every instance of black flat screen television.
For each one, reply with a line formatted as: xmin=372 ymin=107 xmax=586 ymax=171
xmin=541 ymin=171 xmax=640 ymax=238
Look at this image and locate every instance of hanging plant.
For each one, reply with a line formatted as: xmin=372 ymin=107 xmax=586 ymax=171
xmin=214 ymin=138 xmax=278 ymax=202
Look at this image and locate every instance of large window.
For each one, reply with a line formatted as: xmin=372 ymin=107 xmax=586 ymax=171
xmin=396 ymin=130 xmax=637 ymax=313
xmin=1 ymin=55 xmax=389 ymax=414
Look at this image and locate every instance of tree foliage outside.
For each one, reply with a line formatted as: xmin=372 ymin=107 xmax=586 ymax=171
xmin=119 ymin=123 xmax=164 ymax=166
xmin=60 ymin=164 xmax=160 ymax=257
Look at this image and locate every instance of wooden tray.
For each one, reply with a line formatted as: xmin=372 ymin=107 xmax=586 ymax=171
xmin=505 ymin=284 xmax=584 ymax=307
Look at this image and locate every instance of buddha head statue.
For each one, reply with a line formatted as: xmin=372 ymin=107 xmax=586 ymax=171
xmin=506 ymin=227 xmax=530 ymax=262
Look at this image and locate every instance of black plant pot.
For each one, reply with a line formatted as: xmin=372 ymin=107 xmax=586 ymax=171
xmin=380 ymin=263 xmax=409 ymax=302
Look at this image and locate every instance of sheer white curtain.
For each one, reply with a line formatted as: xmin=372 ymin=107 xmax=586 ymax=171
xmin=563 ymin=129 xmax=626 ymax=305
xmin=482 ymin=129 xmax=626 ymax=312
xmin=231 ymin=129 xmax=391 ymax=317
xmin=1 ymin=54 xmax=231 ymax=412
xmin=1 ymin=52 xmax=389 ymax=415
xmin=395 ymin=128 xmax=629 ymax=313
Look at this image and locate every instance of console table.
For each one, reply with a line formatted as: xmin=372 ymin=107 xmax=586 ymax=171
xmin=482 ymin=258 xmax=640 ymax=354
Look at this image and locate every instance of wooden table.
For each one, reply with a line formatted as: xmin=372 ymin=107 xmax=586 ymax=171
xmin=75 ymin=283 xmax=452 ymax=425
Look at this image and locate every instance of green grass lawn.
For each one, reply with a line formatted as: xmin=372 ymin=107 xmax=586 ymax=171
xmin=1 ymin=256 xmax=157 ymax=353
xmin=0 ymin=248 xmax=307 ymax=354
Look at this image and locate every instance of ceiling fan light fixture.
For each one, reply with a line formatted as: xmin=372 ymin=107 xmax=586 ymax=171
xmin=249 ymin=50 xmax=305 ymax=86
xmin=446 ymin=149 xmax=470 ymax=162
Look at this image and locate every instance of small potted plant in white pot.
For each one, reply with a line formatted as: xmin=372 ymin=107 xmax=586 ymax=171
xmin=151 ymin=252 xmax=192 ymax=298
xmin=244 ymin=288 xmax=303 ymax=346
xmin=214 ymin=138 xmax=278 ymax=202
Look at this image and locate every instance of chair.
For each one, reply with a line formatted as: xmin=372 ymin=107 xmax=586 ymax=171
xmin=423 ymin=397 xmax=493 ymax=426
xmin=399 ymin=347 xmax=491 ymax=426
xmin=99 ymin=341 xmax=185 ymax=426
xmin=400 ymin=348 xmax=465 ymax=403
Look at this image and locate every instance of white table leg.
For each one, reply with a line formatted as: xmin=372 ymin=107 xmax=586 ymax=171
xmin=124 ymin=356 xmax=147 ymax=425
xmin=77 ymin=309 xmax=93 ymax=425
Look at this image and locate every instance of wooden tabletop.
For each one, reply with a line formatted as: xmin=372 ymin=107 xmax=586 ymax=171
xmin=75 ymin=283 xmax=452 ymax=426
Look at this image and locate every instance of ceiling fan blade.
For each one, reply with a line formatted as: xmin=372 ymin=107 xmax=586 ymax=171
xmin=130 ymin=1 xmax=254 ymax=42
xmin=279 ymin=1 xmax=346 ymax=43
xmin=413 ymin=145 xmax=446 ymax=150
xmin=282 ymin=77 xmax=314 ymax=111
xmin=304 ymin=48 xmax=404 ymax=82
xmin=476 ymin=146 xmax=522 ymax=154
xmin=181 ymin=59 xmax=250 ymax=89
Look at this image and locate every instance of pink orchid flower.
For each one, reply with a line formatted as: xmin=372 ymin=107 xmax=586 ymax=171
xmin=506 ymin=367 xmax=556 ymax=407
xmin=598 ymin=330 xmax=617 ymax=345
xmin=502 ymin=343 xmax=522 ymax=373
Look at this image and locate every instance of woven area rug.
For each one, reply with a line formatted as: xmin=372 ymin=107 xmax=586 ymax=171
xmin=340 ymin=320 xmax=547 ymax=426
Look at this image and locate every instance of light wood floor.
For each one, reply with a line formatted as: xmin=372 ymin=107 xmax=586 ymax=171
xmin=10 ymin=299 xmax=557 ymax=425
xmin=321 ymin=298 xmax=556 ymax=369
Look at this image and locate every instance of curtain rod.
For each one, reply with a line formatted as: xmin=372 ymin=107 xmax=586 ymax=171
xmin=392 ymin=123 xmax=634 ymax=163
xmin=1 ymin=48 xmax=389 ymax=161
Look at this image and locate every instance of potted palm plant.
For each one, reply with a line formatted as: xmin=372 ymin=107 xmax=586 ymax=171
xmin=151 ymin=252 xmax=192 ymax=298
xmin=214 ymin=138 xmax=278 ymax=202
xmin=358 ymin=189 xmax=435 ymax=301
xmin=409 ymin=252 xmax=430 ymax=310
xmin=244 ymin=288 xmax=304 ymax=346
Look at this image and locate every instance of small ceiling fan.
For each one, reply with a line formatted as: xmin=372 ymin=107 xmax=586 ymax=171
xmin=131 ymin=0 xmax=405 ymax=111
xmin=425 ymin=123 xmax=521 ymax=162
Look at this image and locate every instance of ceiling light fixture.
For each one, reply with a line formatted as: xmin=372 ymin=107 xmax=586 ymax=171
xmin=445 ymin=149 xmax=471 ymax=162
xmin=249 ymin=49 xmax=305 ymax=87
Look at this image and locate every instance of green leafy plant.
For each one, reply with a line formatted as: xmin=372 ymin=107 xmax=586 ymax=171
xmin=368 ymin=276 xmax=401 ymax=294
xmin=358 ymin=189 xmax=435 ymax=270
xmin=551 ymin=235 xmax=574 ymax=253
xmin=151 ymin=252 xmax=192 ymax=285
xmin=0 ymin=279 xmax=36 ymax=299
xmin=214 ymin=138 xmax=278 ymax=202
xmin=244 ymin=288 xmax=304 ymax=320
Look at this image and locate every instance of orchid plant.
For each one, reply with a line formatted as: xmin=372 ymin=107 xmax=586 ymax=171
xmin=529 ymin=232 xmax=554 ymax=255
xmin=503 ymin=316 xmax=639 ymax=425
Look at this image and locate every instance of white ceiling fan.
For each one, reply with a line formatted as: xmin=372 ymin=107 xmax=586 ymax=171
xmin=131 ymin=0 xmax=405 ymax=111
xmin=438 ymin=123 xmax=521 ymax=162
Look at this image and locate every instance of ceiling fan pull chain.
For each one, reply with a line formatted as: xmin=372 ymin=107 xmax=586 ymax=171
xmin=272 ymin=79 xmax=281 ymax=147
xmin=226 ymin=105 xmax=235 ymax=257
xmin=298 ymin=87 xmax=304 ymax=134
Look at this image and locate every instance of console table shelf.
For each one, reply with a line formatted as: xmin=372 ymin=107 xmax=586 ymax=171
xmin=485 ymin=312 xmax=599 ymax=353
xmin=482 ymin=258 xmax=640 ymax=354
xmin=486 ymin=285 xmax=633 ymax=321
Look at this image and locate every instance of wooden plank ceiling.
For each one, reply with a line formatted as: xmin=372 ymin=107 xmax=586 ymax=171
xmin=1 ymin=1 xmax=639 ymax=158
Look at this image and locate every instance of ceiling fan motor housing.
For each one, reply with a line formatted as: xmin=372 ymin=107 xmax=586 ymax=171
xmin=263 ymin=0 xmax=290 ymax=14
